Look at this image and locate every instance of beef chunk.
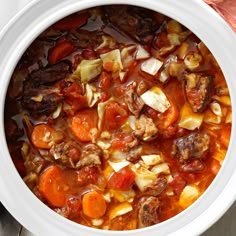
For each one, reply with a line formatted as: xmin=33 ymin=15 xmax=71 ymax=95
xmin=172 ymin=132 xmax=210 ymax=163
xmin=180 ymin=159 xmax=205 ymax=172
xmin=138 ymin=196 xmax=160 ymax=228
xmin=105 ymin=5 xmax=158 ymax=44
xmin=185 ymin=73 xmax=214 ymax=112
xmin=133 ymin=114 xmax=158 ymax=141
xmin=22 ymin=61 xmax=71 ymax=115
xmin=125 ymin=88 xmax=144 ymax=117
xmin=139 ymin=177 xmax=167 ymax=197
xmin=76 ymin=144 xmax=102 ymax=169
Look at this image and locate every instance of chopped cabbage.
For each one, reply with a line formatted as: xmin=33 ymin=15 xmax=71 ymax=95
xmin=95 ymin=35 xmax=116 ymax=51
xmin=135 ymin=45 xmax=150 ymax=59
xmin=75 ymin=59 xmax=103 ymax=83
xmin=141 ymin=86 xmax=170 ymax=113
xmin=141 ymin=57 xmax=163 ymax=75
xmin=108 ymin=160 xmax=130 ymax=172
xmin=109 ymin=202 xmax=133 ymax=219
xmin=100 ymin=49 xmax=123 ymax=72
xmin=179 ymin=185 xmax=200 ymax=208
xmin=178 ymin=103 xmax=204 ymax=130
xmin=150 ymin=163 xmax=170 ymax=175
xmin=141 ymin=154 xmax=163 ymax=166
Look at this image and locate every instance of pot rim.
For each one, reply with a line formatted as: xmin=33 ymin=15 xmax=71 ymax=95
xmin=0 ymin=0 xmax=236 ymax=235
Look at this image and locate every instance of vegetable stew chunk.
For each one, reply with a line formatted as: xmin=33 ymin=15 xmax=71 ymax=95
xmin=5 ymin=4 xmax=231 ymax=231
xmin=22 ymin=61 xmax=70 ymax=115
xmin=185 ymin=73 xmax=214 ymax=112
xmin=138 ymin=196 xmax=160 ymax=228
xmin=172 ymin=132 xmax=210 ymax=163
xmin=76 ymin=144 xmax=102 ymax=169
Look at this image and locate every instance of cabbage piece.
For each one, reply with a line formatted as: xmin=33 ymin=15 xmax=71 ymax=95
xmin=109 ymin=202 xmax=133 ymax=219
xmin=135 ymin=45 xmax=150 ymax=60
xmin=75 ymin=59 xmax=103 ymax=83
xmin=121 ymin=45 xmax=136 ymax=69
xmin=140 ymin=86 xmax=170 ymax=113
xmin=110 ymin=189 xmax=135 ymax=202
xmin=150 ymin=163 xmax=170 ymax=175
xmin=132 ymin=165 xmax=157 ymax=192
xmin=178 ymin=103 xmax=204 ymax=130
xmin=141 ymin=154 xmax=163 ymax=166
xmin=179 ymin=185 xmax=200 ymax=208
xmin=85 ymin=84 xmax=102 ymax=107
xmin=95 ymin=35 xmax=116 ymax=51
xmin=108 ymin=160 xmax=130 ymax=172
xmin=100 ymin=49 xmax=123 ymax=72
xmin=204 ymin=109 xmax=222 ymax=124
xmin=141 ymin=57 xmax=163 ymax=76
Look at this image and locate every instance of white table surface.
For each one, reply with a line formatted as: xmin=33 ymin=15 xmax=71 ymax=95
xmin=0 ymin=1 xmax=235 ymax=235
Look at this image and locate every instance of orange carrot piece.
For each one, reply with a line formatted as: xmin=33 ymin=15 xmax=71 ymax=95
xmin=71 ymin=109 xmax=98 ymax=142
xmin=210 ymin=159 xmax=221 ymax=176
xmin=220 ymin=126 xmax=231 ymax=148
xmin=82 ymin=191 xmax=107 ymax=218
xmin=48 ymin=41 xmax=75 ymax=65
xmin=38 ymin=166 xmax=68 ymax=207
xmin=31 ymin=124 xmax=59 ymax=149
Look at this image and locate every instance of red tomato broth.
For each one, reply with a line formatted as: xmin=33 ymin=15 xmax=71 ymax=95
xmin=4 ymin=5 xmax=231 ymax=231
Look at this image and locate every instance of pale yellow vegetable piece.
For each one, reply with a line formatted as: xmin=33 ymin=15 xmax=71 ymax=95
xmin=75 ymin=59 xmax=103 ymax=83
xmin=141 ymin=86 xmax=170 ymax=113
xmin=109 ymin=202 xmax=133 ymax=219
xmin=178 ymin=103 xmax=204 ymax=130
xmin=141 ymin=57 xmax=163 ymax=75
xmin=179 ymin=185 xmax=200 ymax=208
xmin=151 ymin=163 xmax=170 ymax=175
xmin=141 ymin=154 xmax=163 ymax=166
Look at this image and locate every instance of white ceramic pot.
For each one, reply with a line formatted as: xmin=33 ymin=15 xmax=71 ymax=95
xmin=0 ymin=0 xmax=236 ymax=235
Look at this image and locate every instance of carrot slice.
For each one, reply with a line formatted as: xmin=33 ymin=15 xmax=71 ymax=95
xmin=38 ymin=165 xmax=68 ymax=207
xmin=71 ymin=109 xmax=98 ymax=142
xmin=48 ymin=41 xmax=75 ymax=65
xmin=82 ymin=191 xmax=107 ymax=218
xmin=31 ymin=124 xmax=63 ymax=149
xmin=53 ymin=13 xmax=89 ymax=30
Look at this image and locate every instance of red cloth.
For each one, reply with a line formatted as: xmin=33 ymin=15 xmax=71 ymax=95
xmin=204 ymin=0 xmax=236 ymax=31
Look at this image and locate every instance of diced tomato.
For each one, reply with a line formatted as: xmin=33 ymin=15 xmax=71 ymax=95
xmin=111 ymin=133 xmax=134 ymax=150
xmin=169 ymin=174 xmax=186 ymax=196
xmin=98 ymin=72 xmax=112 ymax=91
xmin=67 ymin=196 xmax=82 ymax=218
xmin=48 ymin=41 xmax=75 ymax=65
xmin=76 ymin=167 xmax=100 ymax=186
xmin=53 ymin=13 xmax=89 ymax=30
xmin=63 ymin=82 xmax=88 ymax=114
xmin=82 ymin=49 xmax=97 ymax=60
xmin=108 ymin=166 xmax=135 ymax=191
xmin=103 ymin=101 xmax=128 ymax=130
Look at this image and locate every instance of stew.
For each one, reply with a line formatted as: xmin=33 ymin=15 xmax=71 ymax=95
xmin=4 ymin=5 xmax=231 ymax=230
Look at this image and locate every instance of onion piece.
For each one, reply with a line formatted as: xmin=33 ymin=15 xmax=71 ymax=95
xmin=179 ymin=185 xmax=200 ymax=208
xmin=140 ymin=86 xmax=170 ymax=113
xmin=135 ymin=45 xmax=150 ymax=60
xmin=141 ymin=57 xmax=163 ymax=75
xmin=108 ymin=160 xmax=130 ymax=172
xmin=109 ymin=202 xmax=133 ymax=219
xmin=75 ymin=59 xmax=103 ymax=83
xmin=141 ymin=154 xmax=163 ymax=166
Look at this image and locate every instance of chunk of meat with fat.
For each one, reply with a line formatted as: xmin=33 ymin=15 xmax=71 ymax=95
xmin=133 ymin=114 xmax=158 ymax=141
xmin=22 ymin=61 xmax=71 ymax=115
xmin=124 ymin=87 xmax=144 ymax=117
xmin=185 ymin=73 xmax=214 ymax=112
xmin=76 ymin=144 xmax=102 ymax=169
xmin=172 ymin=132 xmax=210 ymax=163
xmin=138 ymin=196 xmax=160 ymax=228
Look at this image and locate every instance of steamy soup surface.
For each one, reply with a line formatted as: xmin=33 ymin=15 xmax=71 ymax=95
xmin=4 ymin=5 xmax=231 ymax=230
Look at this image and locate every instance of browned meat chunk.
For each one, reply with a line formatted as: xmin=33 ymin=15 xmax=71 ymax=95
xmin=185 ymin=73 xmax=214 ymax=112
xmin=126 ymin=145 xmax=142 ymax=162
xmin=180 ymin=159 xmax=205 ymax=172
xmin=172 ymin=132 xmax=210 ymax=163
xmin=50 ymin=141 xmax=81 ymax=167
xmin=125 ymin=88 xmax=144 ymax=117
xmin=138 ymin=196 xmax=160 ymax=228
xmin=105 ymin=6 xmax=158 ymax=44
xmin=22 ymin=61 xmax=71 ymax=115
xmin=139 ymin=177 xmax=167 ymax=197
xmin=76 ymin=144 xmax=102 ymax=169
xmin=133 ymin=114 xmax=158 ymax=141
